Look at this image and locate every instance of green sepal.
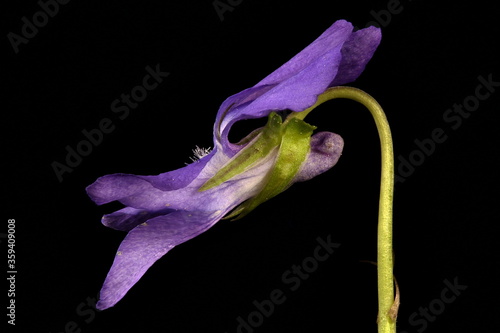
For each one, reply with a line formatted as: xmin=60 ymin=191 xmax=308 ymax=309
xmin=225 ymin=117 xmax=316 ymax=220
xmin=199 ymin=112 xmax=283 ymax=192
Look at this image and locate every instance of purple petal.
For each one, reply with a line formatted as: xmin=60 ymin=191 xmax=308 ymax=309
xmin=87 ymin=146 xmax=277 ymax=212
xmin=222 ymin=43 xmax=344 ymax=122
xmin=213 ymin=20 xmax=381 ymax=154
xmin=330 ymin=26 xmax=382 ymax=86
xmin=214 ymin=21 xmax=353 ymax=148
xmin=87 ymin=174 xmax=153 ymax=206
xmin=256 ymin=20 xmax=353 ymax=86
xmin=96 ymin=209 xmax=225 ymax=310
xmin=86 ymin=151 xmax=215 ymax=206
xmin=294 ymin=132 xmax=344 ymax=183
xmin=101 ymin=207 xmax=173 ymax=232
xmin=217 ymin=44 xmax=344 ymax=153
xmin=140 ymin=150 xmax=215 ymax=191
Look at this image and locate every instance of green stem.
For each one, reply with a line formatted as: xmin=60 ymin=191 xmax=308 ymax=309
xmin=290 ymin=86 xmax=396 ymax=333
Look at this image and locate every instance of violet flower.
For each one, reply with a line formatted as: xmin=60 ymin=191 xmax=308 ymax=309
xmin=87 ymin=19 xmax=381 ymax=310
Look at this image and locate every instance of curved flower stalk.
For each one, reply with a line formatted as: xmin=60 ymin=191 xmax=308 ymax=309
xmin=87 ymin=18 xmax=386 ymax=325
xmin=289 ymin=86 xmax=396 ymax=333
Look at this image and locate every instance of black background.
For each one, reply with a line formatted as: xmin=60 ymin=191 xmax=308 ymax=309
xmin=4 ymin=0 xmax=499 ymax=332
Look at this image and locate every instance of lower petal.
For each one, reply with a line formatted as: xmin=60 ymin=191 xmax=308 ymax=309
xmin=96 ymin=209 xmax=224 ymax=310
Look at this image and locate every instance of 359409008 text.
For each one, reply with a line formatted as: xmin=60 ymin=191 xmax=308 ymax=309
xmin=6 ymin=219 xmax=17 ymax=326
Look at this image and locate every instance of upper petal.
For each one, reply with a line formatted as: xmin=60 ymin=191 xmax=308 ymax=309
xmin=96 ymin=209 xmax=225 ymax=310
xmin=213 ymin=20 xmax=381 ymax=154
xmin=220 ymin=43 xmax=344 ymax=126
xmin=329 ymin=26 xmax=382 ymax=86
xmin=216 ymin=42 xmax=345 ymax=154
xmin=256 ymin=20 xmax=353 ymax=86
